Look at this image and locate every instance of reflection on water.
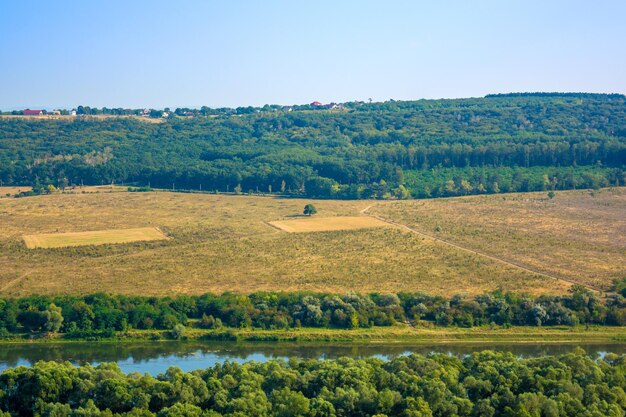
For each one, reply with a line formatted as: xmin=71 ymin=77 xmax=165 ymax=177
xmin=1 ymin=341 xmax=624 ymax=375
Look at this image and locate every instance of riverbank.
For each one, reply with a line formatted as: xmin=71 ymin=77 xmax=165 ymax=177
xmin=2 ymin=324 xmax=626 ymax=344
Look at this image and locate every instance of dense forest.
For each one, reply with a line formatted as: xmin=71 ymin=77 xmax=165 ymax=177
xmin=1 ymin=350 xmax=625 ymax=417
xmin=1 ymin=93 xmax=625 ymax=199
xmin=2 ymin=285 xmax=625 ymax=339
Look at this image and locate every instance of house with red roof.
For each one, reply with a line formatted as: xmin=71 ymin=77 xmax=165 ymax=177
xmin=22 ymin=109 xmax=44 ymax=116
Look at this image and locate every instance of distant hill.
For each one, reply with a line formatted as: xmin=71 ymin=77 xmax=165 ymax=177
xmin=1 ymin=94 xmax=624 ymax=199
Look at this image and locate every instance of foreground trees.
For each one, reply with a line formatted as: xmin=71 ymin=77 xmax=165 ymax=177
xmin=0 ymin=350 xmax=625 ymax=416
xmin=303 ymin=204 xmax=317 ymax=216
xmin=1 ymin=286 xmax=625 ymax=338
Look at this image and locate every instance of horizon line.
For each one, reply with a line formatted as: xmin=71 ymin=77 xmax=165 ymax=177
xmin=3 ymin=91 xmax=625 ymax=112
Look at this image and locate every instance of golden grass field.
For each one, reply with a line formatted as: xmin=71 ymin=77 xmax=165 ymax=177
xmin=0 ymin=185 xmax=126 ymax=198
xmin=0 ymin=186 xmax=32 ymax=197
xmin=64 ymin=185 xmax=129 ymax=193
xmin=23 ymin=227 xmax=168 ymax=249
xmin=0 ymin=190 xmax=578 ymax=297
xmin=4 ymin=188 xmax=624 ymax=296
xmin=371 ymin=188 xmax=626 ymax=291
xmin=269 ymin=216 xmax=389 ymax=233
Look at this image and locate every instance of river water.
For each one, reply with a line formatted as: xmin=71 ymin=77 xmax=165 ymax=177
xmin=1 ymin=341 xmax=624 ymax=375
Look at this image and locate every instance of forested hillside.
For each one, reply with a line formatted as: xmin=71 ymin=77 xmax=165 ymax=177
xmin=1 ymin=93 xmax=625 ymax=199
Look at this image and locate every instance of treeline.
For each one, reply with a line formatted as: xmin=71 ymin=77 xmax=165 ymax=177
xmin=485 ymin=92 xmax=626 ymax=99
xmin=3 ymin=101 xmax=354 ymax=118
xmin=1 ymin=350 xmax=626 ymax=417
xmin=2 ymin=286 xmax=625 ymax=337
xmin=403 ymin=165 xmax=622 ymax=198
xmin=1 ymin=94 xmax=625 ymax=199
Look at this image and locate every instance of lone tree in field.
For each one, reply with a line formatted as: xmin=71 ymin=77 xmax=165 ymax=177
xmin=303 ymin=204 xmax=317 ymax=216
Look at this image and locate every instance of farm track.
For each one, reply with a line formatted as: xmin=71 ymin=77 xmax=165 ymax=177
xmin=0 ymin=272 xmax=29 ymax=293
xmin=261 ymin=221 xmax=284 ymax=233
xmin=360 ymin=204 xmax=599 ymax=292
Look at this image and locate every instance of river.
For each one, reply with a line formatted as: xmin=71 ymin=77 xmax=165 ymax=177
xmin=1 ymin=341 xmax=625 ymax=375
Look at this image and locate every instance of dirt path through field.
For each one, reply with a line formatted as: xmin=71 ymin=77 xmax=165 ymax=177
xmin=361 ymin=204 xmax=598 ymax=292
xmin=262 ymin=221 xmax=284 ymax=233
xmin=0 ymin=271 xmax=30 ymax=293
xmin=359 ymin=204 xmax=374 ymax=214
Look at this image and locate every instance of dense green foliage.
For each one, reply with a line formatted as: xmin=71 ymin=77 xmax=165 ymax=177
xmin=1 ymin=287 xmax=624 ymax=338
xmin=303 ymin=204 xmax=317 ymax=216
xmin=1 ymin=94 xmax=625 ymax=198
xmin=1 ymin=350 xmax=625 ymax=417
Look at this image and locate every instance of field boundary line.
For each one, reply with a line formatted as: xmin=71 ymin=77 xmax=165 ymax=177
xmin=362 ymin=205 xmax=599 ymax=292
xmin=262 ymin=221 xmax=284 ymax=233
xmin=0 ymin=272 xmax=29 ymax=293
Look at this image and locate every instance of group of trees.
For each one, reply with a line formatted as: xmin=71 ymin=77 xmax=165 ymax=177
xmin=1 ymin=94 xmax=625 ymax=199
xmin=1 ymin=349 xmax=625 ymax=416
xmin=403 ymin=166 xmax=623 ymax=198
xmin=1 ymin=285 xmax=625 ymax=337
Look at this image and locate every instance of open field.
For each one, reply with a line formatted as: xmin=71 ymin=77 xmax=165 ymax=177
xmin=371 ymin=188 xmax=626 ymax=291
xmin=63 ymin=185 xmax=129 ymax=194
xmin=0 ymin=191 xmax=573 ymax=297
xmin=23 ymin=227 xmax=168 ymax=249
xmin=0 ymin=186 xmax=32 ymax=197
xmin=0 ymin=185 xmax=126 ymax=198
xmin=269 ymin=216 xmax=389 ymax=233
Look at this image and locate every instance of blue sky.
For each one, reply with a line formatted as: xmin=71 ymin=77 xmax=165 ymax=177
xmin=1 ymin=1 xmax=625 ymax=109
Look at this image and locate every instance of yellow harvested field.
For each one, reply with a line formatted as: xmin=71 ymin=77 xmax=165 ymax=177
xmin=23 ymin=227 xmax=168 ymax=249
xmin=269 ymin=216 xmax=390 ymax=233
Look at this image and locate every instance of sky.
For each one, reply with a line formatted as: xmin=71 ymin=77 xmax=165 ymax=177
xmin=1 ymin=0 xmax=625 ymax=109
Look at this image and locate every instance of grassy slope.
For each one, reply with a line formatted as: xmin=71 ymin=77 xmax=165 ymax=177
xmin=157 ymin=325 xmax=626 ymax=343
xmin=372 ymin=188 xmax=626 ymax=291
xmin=3 ymin=325 xmax=625 ymax=344
xmin=0 ymin=190 xmax=568 ymax=296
